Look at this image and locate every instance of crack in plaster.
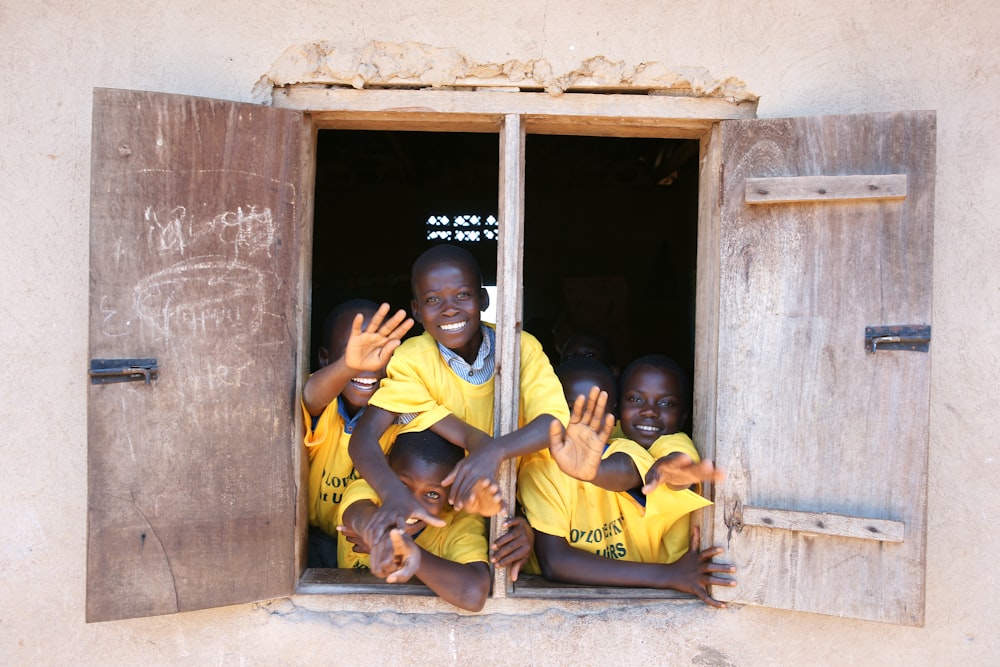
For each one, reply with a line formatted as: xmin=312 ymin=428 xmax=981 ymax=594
xmin=253 ymin=40 xmax=757 ymax=101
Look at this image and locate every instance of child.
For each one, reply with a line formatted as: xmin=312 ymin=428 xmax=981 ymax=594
xmin=337 ymin=430 xmax=532 ymax=611
xmin=519 ymin=354 xmax=735 ymax=607
xmin=301 ymin=299 xmax=413 ymax=567
xmin=349 ymin=244 xmax=574 ymax=537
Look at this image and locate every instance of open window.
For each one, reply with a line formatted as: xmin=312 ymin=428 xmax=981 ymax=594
xmin=88 ymin=87 xmax=933 ymax=626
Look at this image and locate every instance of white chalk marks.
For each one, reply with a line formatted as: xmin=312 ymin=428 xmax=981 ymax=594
xmin=134 ymin=257 xmax=266 ymax=340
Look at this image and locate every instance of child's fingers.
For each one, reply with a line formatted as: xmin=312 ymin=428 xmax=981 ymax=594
xmin=510 ymin=560 xmax=523 ymax=582
xmin=366 ymin=302 xmax=392 ymax=332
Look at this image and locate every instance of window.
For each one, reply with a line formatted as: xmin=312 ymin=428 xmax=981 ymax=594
xmin=88 ymin=88 xmax=933 ymax=625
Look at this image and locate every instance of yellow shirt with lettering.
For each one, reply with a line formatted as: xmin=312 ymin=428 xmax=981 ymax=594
xmin=517 ymin=434 xmax=710 ymax=565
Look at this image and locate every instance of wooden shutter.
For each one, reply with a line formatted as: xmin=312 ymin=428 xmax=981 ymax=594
xmin=704 ymin=111 xmax=935 ymax=625
xmin=87 ymin=89 xmax=313 ymax=621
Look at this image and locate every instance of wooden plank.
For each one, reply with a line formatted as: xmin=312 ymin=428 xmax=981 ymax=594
xmin=87 ymin=89 xmax=309 ymax=621
xmin=741 ymin=506 xmax=905 ymax=542
xmin=278 ymin=87 xmax=757 ymax=133
xmin=694 ymin=124 xmax=724 ymax=552
xmin=745 ymin=174 xmax=907 ymax=204
xmin=297 ymin=568 xmax=435 ymax=597
xmin=710 ymin=111 xmax=935 ymax=625
xmin=490 ymin=114 xmax=526 ymax=598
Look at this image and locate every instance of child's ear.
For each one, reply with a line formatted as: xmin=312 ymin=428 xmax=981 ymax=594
xmin=318 ymin=346 xmax=330 ymax=368
xmin=479 ymin=287 xmax=489 ymax=312
xmin=410 ymin=300 xmax=422 ymax=323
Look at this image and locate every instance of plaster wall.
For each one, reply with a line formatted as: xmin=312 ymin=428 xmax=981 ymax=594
xmin=2 ymin=1 xmax=998 ymax=665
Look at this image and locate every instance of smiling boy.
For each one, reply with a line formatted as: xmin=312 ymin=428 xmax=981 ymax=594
xmin=348 ymin=244 xmax=571 ymax=537
xmin=300 ymin=299 xmax=413 ymax=567
xmin=337 ymin=430 xmax=493 ymax=611
xmin=518 ymin=354 xmax=735 ymax=606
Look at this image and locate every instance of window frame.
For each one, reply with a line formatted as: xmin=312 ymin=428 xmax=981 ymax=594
xmin=276 ymin=86 xmax=758 ymax=599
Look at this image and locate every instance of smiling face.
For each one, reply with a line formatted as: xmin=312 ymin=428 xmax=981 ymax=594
xmin=618 ymin=364 xmax=689 ymax=448
xmin=319 ymin=305 xmax=384 ymax=416
xmin=411 ymin=260 xmax=488 ymax=363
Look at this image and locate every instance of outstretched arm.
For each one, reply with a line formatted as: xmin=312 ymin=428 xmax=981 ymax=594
xmin=642 ymin=453 xmax=725 ymax=494
xmin=302 ymin=303 xmax=413 ymax=416
xmin=440 ymin=415 xmax=556 ymax=515
xmin=533 ymin=525 xmax=735 ymax=608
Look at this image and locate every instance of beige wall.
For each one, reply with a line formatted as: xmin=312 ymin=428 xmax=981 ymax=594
xmin=2 ymin=1 xmax=998 ymax=664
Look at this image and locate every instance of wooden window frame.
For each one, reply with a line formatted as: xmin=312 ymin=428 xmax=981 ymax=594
xmin=273 ymin=86 xmax=757 ymax=600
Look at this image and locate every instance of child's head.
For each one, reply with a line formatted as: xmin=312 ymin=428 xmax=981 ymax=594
xmin=387 ymin=430 xmax=466 ymax=533
xmin=618 ymin=355 xmax=690 ymax=448
xmin=318 ymin=298 xmax=384 ymax=413
xmin=560 ymin=329 xmax=616 ymax=371
xmin=555 ymin=357 xmax=618 ymax=417
xmin=410 ymin=244 xmax=489 ymax=362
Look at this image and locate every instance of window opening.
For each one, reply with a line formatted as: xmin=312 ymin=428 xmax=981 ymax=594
xmin=308 ymin=127 xmax=700 ymax=598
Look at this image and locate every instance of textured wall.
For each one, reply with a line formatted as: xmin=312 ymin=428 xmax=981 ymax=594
xmin=2 ymin=1 xmax=998 ymax=664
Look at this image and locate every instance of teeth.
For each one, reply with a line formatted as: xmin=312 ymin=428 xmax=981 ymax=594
xmin=635 ymin=424 xmax=660 ymax=432
xmin=352 ymin=377 xmax=377 ymax=386
xmin=440 ymin=322 xmax=466 ymax=332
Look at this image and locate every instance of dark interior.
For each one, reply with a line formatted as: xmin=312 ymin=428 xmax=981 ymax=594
xmin=310 ymin=129 xmax=700 ymax=378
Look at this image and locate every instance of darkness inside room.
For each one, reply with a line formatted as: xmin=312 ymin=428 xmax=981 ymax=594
xmin=310 ymin=129 xmax=700 ymax=385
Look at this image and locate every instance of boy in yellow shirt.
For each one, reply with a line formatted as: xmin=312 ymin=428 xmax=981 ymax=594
xmin=301 ymin=299 xmax=412 ymax=566
xmin=337 ymin=430 xmax=495 ymax=611
xmin=349 ymin=244 xmax=571 ymax=539
xmin=520 ymin=355 xmax=736 ymax=606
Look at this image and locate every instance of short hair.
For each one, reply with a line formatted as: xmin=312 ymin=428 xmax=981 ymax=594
xmin=322 ymin=298 xmax=379 ymax=350
xmin=619 ymin=354 xmax=691 ymax=404
xmin=556 ymin=357 xmax=617 ymax=393
xmin=410 ymin=244 xmax=483 ymax=296
xmin=388 ymin=430 xmax=466 ymax=471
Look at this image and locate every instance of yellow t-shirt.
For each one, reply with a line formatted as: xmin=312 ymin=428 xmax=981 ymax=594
xmin=517 ymin=435 xmax=711 ymax=566
xmin=335 ymin=478 xmax=489 ymax=570
xmin=369 ymin=326 xmax=570 ymax=463
xmin=302 ymin=396 xmax=398 ymax=537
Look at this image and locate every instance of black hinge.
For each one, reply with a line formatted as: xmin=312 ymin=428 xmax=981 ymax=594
xmin=89 ymin=358 xmax=159 ymax=384
xmin=864 ymin=325 xmax=931 ymax=354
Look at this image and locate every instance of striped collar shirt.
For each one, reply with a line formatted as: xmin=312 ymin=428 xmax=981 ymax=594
xmin=437 ymin=324 xmax=495 ymax=386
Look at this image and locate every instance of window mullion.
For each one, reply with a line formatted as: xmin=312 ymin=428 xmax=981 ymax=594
xmin=491 ymin=113 xmax=526 ymax=598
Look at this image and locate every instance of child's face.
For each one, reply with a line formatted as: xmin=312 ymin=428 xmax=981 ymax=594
xmin=320 ymin=309 xmax=386 ymax=413
xmin=391 ymin=456 xmax=451 ymax=535
xmin=411 ymin=260 xmax=488 ymax=362
xmin=619 ymin=364 xmax=688 ymax=448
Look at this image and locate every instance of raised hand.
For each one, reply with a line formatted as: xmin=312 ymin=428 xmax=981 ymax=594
xmin=344 ymin=302 xmax=414 ymax=372
xmin=642 ymin=452 xmax=725 ymax=494
xmin=549 ymin=386 xmax=616 ymax=481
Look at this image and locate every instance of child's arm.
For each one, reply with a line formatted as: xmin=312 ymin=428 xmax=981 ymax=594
xmin=442 ymin=415 xmax=556 ymax=512
xmin=642 ymin=453 xmax=725 ymax=494
xmin=349 ymin=406 xmax=447 ymax=535
xmin=360 ymin=521 xmax=492 ymax=612
xmin=534 ymin=525 xmax=735 ymax=608
xmin=302 ymin=303 xmax=413 ymax=416
xmin=490 ymin=516 xmax=534 ymax=582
